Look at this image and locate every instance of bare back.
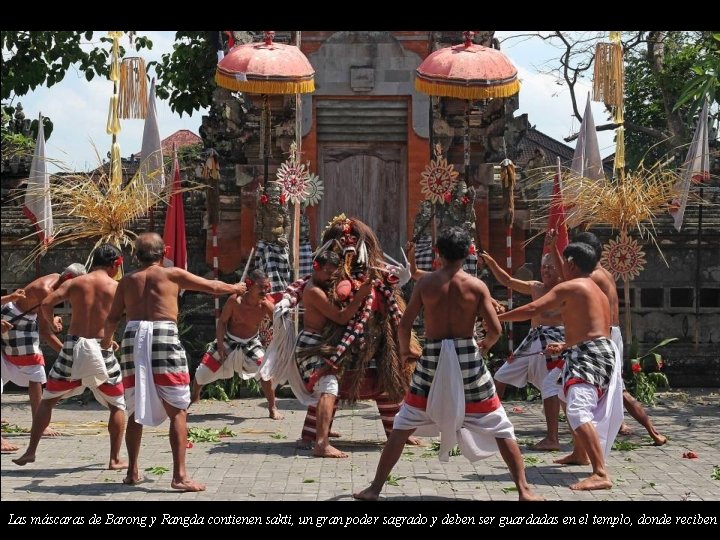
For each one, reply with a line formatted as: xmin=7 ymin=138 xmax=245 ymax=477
xmin=120 ymin=265 xmax=182 ymax=322
xmin=591 ymin=266 xmax=619 ymax=326
xmin=66 ymin=271 xmax=118 ymax=338
xmin=15 ymin=274 xmax=59 ymax=314
xmin=555 ymin=277 xmax=611 ymax=346
xmin=225 ymin=295 xmax=274 ymax=339
xmin=419 ymin=268 xmax=493 ymax=339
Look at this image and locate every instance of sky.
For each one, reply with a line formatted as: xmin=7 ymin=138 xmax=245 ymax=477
xmin=14 ymin=31 xmax=616 ymax=173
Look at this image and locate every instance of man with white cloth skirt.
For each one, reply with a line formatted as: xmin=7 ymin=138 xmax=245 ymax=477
xmin=354 ymin=227 xmax=543 ymax=501
xmin=14 ymin=245 xmax=126 ymax=469
xmin=2 ymin=263 xmax=87 ymax=452
xmin=191 ymin=269 xmax=283 ymax=420
xmin=101 ymin=233 xmax=247 ymax=492
xmin=479 ymin=249 xmax=565 ymax=451
xmin=500 ymin=242 xmax=623 ymax=491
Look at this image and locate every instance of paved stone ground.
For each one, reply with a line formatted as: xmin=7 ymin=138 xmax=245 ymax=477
xmin=1 ymin=388 xmax=718 ymax=501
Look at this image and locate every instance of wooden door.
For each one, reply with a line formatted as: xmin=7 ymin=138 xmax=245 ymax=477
xmin=318 ymin=143 xmax=406 ymax=257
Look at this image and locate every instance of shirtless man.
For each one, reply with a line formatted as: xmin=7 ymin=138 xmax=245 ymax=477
xmin=480 ymin=250 xmax=565 ymax=450
xmin=14 ymin=245 xmax=127 ymax=469
xmin=549 ymin=230 xmax=667 ymax=447
xmin=500 ymin=242 xmax=623 ymax=491
xmin=295 ymin=251 xmax=373 ymax=458
xmin=355 ymin=227 xmax=543 ymax=501
xmin=1 ymin=264 xmax=86 ymax=452
xmin=100 ymin=232 xmax=247 ymax=492
xmin=191 ymin=269 xmax=283 ymax=420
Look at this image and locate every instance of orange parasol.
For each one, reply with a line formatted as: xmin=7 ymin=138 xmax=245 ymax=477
xmin=215 ymin=31 xmax=315 ymax=95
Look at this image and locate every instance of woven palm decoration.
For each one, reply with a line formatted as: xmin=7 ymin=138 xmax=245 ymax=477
xmin=420 ymin=144 xmax=459 ymax=204
xmin=119 ymin=57 xmax=148 ymax=119
xmin=593 ymin=32 xmax=625 ymax=171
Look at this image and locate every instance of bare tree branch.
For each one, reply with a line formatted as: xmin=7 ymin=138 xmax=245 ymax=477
xmin=564 ymin=121 xmax=668 ymax=142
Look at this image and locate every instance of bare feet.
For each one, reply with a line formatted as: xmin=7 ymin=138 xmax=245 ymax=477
xmin=652 ymin=434 xmax=668 ymax=446
xmin=268 ymin=407 xmax=284 ymax=420
xmin=108 ymin=459 xmax=129 ymax=470
xmin=406 ymin=436 xmax=423 ymax=446
xmin=570 ymin=473 xmax=612 ymax=491
xmin=1 ymin=437 xmax=19 ymax=453
xmin=122 ymin=474 xmax=143 ymax=485
xmin=313 ymin=444 xmax=348 ymax=458
xmin=12 ymin=452 xmax=35 ymax=465
xmin=171 ymin=478 xmax=207 ymax=492
xmin=618 ymin=423 xmax=633 ymax=436
xmin=533 ymin=438 xmax=560 ymax=451
xmin=553 ymin=452 xmax=590 ymax=466
xmin=296 ymin=438 xmax=313 ymax=450
xmin=353 ymin=486 xmax=380 ymax=501
xmin=519 ymin=491 xmax=546 ymax=501
xmin=42 ymin=426 xmax=61 ymax=437
xmin=329 ymin=430 xmax=341 ymax=438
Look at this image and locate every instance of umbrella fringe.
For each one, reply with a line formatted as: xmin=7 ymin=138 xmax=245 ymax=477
xmin=414 ymin=78 xmax=519 ymax=100
xmin=214 ymin=73 xmax=314 ymax=95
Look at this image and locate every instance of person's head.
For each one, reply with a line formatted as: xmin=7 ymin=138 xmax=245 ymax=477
xmin=244 ymin=269 xmax=270 ymax=299
xmin=540 ymin=253 xmax=560 ymax=285
xmin=573 ymin=231 xmax=602 ymax=263
xmin=562 ymin=242 xmax=597 ymax=275
xmin=436 ymin=226 xmax=471 ymax=262
xmin=135 ymin=232 xmax=165 ymax=265
xmin=90 ymin=244 xmax=122 ymax=272
xmin=312 ymin=251 xmax=341 ymax=285
xmin=59 ymin=263 xmax=87 ymax=284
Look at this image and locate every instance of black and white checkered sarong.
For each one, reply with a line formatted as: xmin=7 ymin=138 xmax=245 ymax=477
xmin=254 ymin=240 xmax=291 ymax=293
xmin=562 ymin=337 xmax=616 ymax=395
xmin=410 ymin=337 xmax=496 ymax=407
xmin=1 ymin=303 xmax=43 ymax=363
xmin=299 ymin=242 xmax=313 ymax=278
xmin=48 ymin=334 xmax=123 ymax=387
xmin=204 ymin=332 xmax=264 ymax=365
xmin=295 ymin=330 xmax=327 ymax=389
xmin=120 ymin=321 xmax=188 ymax=386
xmin=515 ymin=325 xmax=564 ymax=364
xmin=415 ymin=237 xmax=435 ymax=272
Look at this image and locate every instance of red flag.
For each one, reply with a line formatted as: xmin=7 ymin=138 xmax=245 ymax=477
xmin=543 ymin=157 xmax=569 ymax=255
xmin=163 ymin=151 xmax=187 ymax=272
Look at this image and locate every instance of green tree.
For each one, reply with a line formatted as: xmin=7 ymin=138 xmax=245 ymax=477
xmin=1 ymin=31 xmax=152 ymax=101
xmin=503 ymin=31 xmax=719 ymax=169
xmin=150 ymin=32 xmax=219 ymax=117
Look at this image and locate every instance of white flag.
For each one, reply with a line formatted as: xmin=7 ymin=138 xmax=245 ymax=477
xmin=669 ymin=100 xmax=710 ymax=232
xmin=565 ymin=95 xmax=605 ymax=227
xmin=571 ymin=95 xmax=605 ymax=181
xmin=138 ymin=79 xmax=164 ymax=195
xmin=23 ymin=115 xmax=53 ymax=246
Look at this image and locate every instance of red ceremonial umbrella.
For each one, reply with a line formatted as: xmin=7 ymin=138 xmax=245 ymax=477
xmin=415 ymin=31 xmax=519 ymax=179
xmin=215 ymin=31 xmax=315 ymax=185
xmin=416 ymin=31 xmax=519 ymax=348
xmin=215 ymin=31 xmax=315 ymax=284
